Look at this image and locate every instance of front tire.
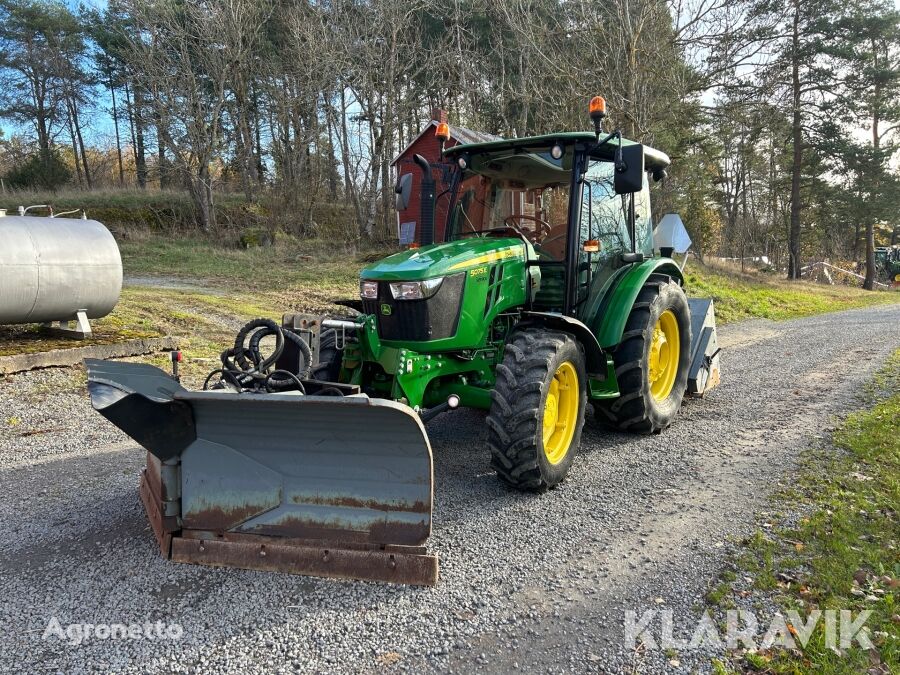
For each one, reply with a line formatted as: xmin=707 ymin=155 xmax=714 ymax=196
xmin=593 ymin=275 xmax=691 ymax=433
xmin=487 ymin=329 xmax=587 ymax=491
xmin=311 ymin=328 xmax=342 ymax=381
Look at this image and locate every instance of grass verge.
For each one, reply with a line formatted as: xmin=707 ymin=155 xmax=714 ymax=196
xmin=1 ymin=234 xmax=897 ymax=365
xmin=709 ymin=350 xmax=900 ymax=673
xmin=120 ymin=235 xmax=899 ymax=322
xmin=1 ymin=188 xmax=357 ymax=236
xmin=684 ymin=263 xmax=899 ymax=325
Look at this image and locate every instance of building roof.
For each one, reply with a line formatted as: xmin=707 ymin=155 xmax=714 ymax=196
xmin=391 ymin=120 xmax=503 ymax=165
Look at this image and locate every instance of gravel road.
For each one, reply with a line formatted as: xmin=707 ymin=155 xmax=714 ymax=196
xmin=1 ymin=303 xmax=897 ymax=674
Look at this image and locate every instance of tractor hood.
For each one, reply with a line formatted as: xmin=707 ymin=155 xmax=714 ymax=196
xmin=361 ymin=237 xmax=528 ymax=281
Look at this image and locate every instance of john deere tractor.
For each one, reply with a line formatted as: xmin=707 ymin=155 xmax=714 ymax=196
xmin=86 ymin=97 xmax=720 ymax=585
xmin=875 ymin=245 xmax=900 ymax=287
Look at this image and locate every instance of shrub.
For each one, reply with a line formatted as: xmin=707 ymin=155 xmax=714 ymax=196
xmin=4 ymin=150 xmax=71 ymax=190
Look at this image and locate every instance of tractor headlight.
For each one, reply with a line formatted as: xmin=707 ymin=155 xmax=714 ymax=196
xmin=388 ymin=278 xmax=443 ymax=300
xmin=360 ymin=279 xmax=379 ymax=299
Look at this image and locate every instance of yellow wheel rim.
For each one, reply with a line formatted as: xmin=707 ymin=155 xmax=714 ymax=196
xmin=542 ymin=361 xmax=579 ymax=464
xmin=649 ymin=310 xmax=680 ymax=402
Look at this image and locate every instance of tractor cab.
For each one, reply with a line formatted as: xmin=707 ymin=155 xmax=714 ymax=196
xmin=441 ymin=132 xmax=670 ymax=322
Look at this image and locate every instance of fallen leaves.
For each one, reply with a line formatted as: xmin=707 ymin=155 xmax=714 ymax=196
xmin=376 ymin=651 xmax=401 ymax=666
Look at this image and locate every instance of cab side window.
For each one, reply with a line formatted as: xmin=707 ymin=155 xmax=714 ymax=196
xmin=633 ymin=175 xmax=653 ymax=255
xmin=581 ymin=160 xmax=630 ymax=256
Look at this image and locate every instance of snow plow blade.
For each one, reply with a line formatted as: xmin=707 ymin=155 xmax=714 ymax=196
xmin=85 ymin=358 xmax=438 ymax=585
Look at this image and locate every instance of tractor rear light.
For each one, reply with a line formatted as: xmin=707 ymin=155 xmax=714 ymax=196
xmin=389 ymin=278 xmax=443 ymax=301
xmin=360 ymin=280 xmax=379 ymax=299
xmin=582 ymin=239 xmax=600 ymax=253
xmin=435 ymin=122 xmax=450 ymax=142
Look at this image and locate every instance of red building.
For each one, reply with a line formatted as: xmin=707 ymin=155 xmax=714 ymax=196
xmin=392 ymin=109 xmax=501 ymax=244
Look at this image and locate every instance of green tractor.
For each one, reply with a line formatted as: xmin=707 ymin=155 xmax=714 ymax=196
xmin=86 ymin=98 xmax=720 ymax=585
xmin=875 ymin=245 xmax=900 ymax=287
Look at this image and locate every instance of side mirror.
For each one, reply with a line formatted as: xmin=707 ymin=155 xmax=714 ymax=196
xmin=614 ymin=143 xmax=644 ymax=194
xmin=395 ymin=172 xmax=413 ymax=211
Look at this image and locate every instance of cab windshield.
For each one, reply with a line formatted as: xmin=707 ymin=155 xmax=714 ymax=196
xmin=447 ymin=146 xmax=653 ymax=261
xmin=447 ymin=147 xmax=574 ymax=261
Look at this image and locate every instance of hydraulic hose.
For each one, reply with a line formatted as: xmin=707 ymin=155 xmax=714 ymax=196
xmin=204 ymin=318 xmax=315 ymax=394
xmin=233 ymin=318 xmax=284 ymax=371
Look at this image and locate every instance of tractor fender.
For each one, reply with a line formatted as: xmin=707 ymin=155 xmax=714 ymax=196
xmin=518 ymin=311 xmax=606 ymax=376
xmin=592 ymin=259 xmax=684 ymax=349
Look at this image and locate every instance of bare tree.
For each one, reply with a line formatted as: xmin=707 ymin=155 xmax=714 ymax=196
xmin=123 ymin=0 xmax=271 ymax=229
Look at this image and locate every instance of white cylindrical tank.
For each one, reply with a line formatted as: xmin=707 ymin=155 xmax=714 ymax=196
xmin=0 ymin=215 xmax=122 ymax=324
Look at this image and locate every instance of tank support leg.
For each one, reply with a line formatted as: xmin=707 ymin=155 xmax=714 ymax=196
xmin=42 ymin=309 xmax=93 ymax=339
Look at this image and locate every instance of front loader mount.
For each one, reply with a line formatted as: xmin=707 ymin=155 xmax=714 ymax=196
xmin=86 ymin=358 xmax=439 ymax=585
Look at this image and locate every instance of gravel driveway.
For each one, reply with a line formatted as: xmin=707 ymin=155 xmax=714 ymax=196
xmin=1 ymin=304 xmax=897 ymax=674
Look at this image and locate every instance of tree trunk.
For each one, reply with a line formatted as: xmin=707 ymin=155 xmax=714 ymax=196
xmin=787 ymin=0 xmax=803 ymax=280
xmin=326 ymin=106 xmax=338 ymax=201
xmin=35 ymin=81 xmax=52 ymax=168
xmin=124 ymin=81 xmax=141 ymax=184
xmin=66 ymin=112 xmax=84 ymax=188
xmin=132 ymin=84 xmax=148 ymax=189
xmin=863 ymin=38 xmax=881 ymax=291
xmin=252 ymin=81 xmax=265 ymax=186
xmin=69 ymin=95 xmax=92 ymax=189
xmin=190 ymin=163 xmax=214 ymax=231
xmin=110 ymin=81 xmax=125 ymax=187
xmin=863 ymin=223 xmax=875 ymax=290
xmin=157 ymin=116 xmax=168 ymax=189
xmin=233 ymin=74 xmax=257 ymax=202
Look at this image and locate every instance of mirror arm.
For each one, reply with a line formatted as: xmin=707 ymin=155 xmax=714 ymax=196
xmin=614 ymin=134 xmax=625 ymax=174
xmin=629 ymin=192 xmax=636 ymax=254
xmin=589 ymin=130 xmax=621 ymax=157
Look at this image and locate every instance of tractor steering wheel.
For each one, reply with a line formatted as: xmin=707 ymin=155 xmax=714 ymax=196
xmin=504 ymin=214 xmax=552 ymax=244
xmin=458 ymin=224 xmax=529 ymax=242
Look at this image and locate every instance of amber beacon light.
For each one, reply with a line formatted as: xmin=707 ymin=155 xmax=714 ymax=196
xmin=435 ymin=121 xmax=450 ymax=154
xmin=589 ymin=96 xmax=607 ymax=138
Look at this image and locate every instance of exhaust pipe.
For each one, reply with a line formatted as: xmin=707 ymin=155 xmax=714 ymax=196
xmin=413 ymin=153 xmax=435 ymax=246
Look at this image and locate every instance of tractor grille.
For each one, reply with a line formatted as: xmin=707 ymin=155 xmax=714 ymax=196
xmin=363 ymin=273 xmax=465 ymax=342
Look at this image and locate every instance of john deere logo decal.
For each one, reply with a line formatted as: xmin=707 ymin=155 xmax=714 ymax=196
xmin=380 ymin=303 xmax=392 ymax=316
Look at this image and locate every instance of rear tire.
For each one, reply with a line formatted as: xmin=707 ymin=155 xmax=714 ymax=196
xmin=487 ymin=329 xmax=587 ymax=491
xmin=592 ymin=275 xmax=691 ymax=433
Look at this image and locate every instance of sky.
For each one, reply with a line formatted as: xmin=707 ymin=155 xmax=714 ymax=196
xmin=2 ymin=0 xmax=899 ymax=162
